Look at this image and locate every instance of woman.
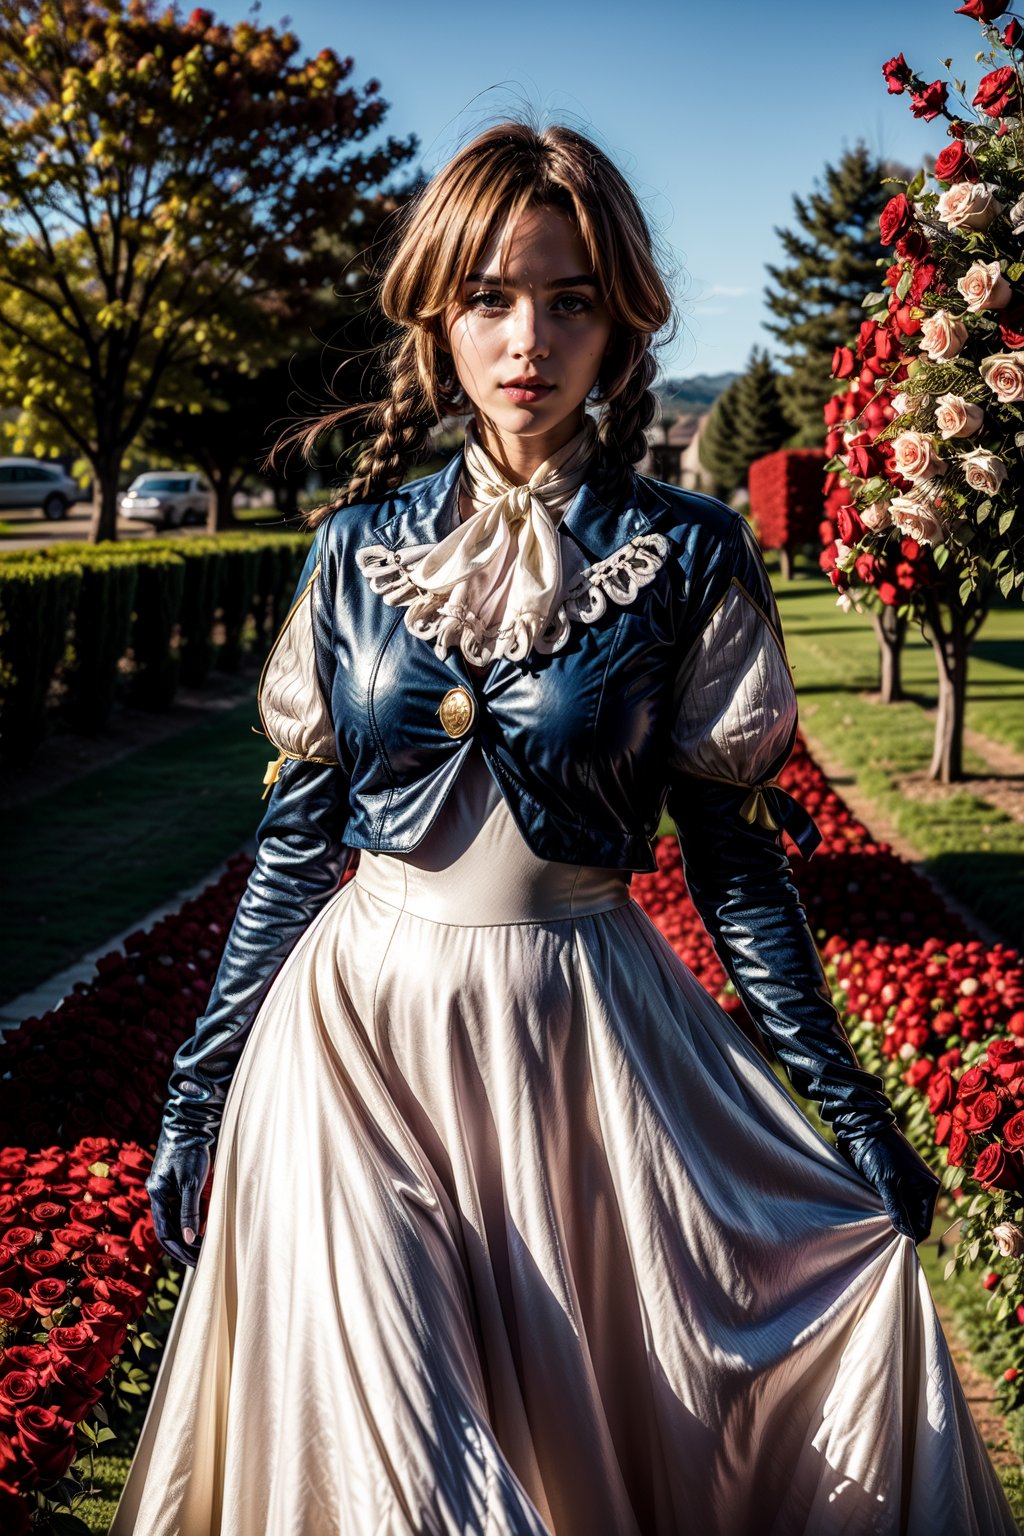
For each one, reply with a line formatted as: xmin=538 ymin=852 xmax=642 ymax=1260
xmin=111 ymin=122 xmax=1016 ymax=1534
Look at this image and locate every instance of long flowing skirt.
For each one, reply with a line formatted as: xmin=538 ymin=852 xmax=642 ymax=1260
xmin=109 ymin=750 xmax=1017 ymax=1535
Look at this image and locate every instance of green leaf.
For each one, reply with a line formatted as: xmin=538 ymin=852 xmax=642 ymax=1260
xmin=1000 ymin=568 xmax=1016 ymax=597
xmin=998 ymin=507 xmax=1015 ymax=534
xmin=896 ymin=267 xmax=914 ymax=302
xmin=959 ymin=576 xmax=975 ymax=605
xmin=907 ymin=167 xmax=926 ymax=200
xmin=976 ymin=498 xmax=993 ymax=523
xmin=1009 ymin=265 xmax=1024 ymax=284
xmin=944 ymin=1257 xmax=959 ymax=1281
xmin=95 ymin=1426 xmax=117 ymax=1443
xmin=934 ymin=543 xmax=950 ymax=568
xmin=861 ymin=291 xmax=886 ymax=309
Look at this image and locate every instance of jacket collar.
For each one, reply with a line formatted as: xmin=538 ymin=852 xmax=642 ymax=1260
xmin=370 ymin=443 xmax=658 ymax=566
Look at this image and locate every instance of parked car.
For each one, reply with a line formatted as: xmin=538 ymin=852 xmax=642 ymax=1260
xmin=0 ymin=458 xmax=82 ymax=520
xmin=119 ymin=472 xmax=211 ymax=529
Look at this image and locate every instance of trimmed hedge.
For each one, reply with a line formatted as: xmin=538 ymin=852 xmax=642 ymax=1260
xmin=0 ymin=559 xmax=83 ymax=759
xmin=0 ymin=533 xmax=310 ymax=764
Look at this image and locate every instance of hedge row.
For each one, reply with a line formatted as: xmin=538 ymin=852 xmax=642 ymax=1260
xmin=0 ymin=535 xmax=311 ymax=765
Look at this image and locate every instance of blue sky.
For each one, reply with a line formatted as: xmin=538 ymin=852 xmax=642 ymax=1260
xmin=227 ymin=0 xmax=996 ymax=379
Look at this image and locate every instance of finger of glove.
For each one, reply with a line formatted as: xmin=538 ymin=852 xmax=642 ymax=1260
xmin=179 ymin=1182 xmax=202 ymax=1245
xmin=149 ymin=1196 xmax=200 ymax=1268
xmin=878 ymin=1179 xmax=916 ymax=1240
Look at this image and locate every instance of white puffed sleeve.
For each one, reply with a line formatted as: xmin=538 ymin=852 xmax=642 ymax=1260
xmin=669 ymin=517 xmax=813 ymax=849
xmin=256 ymin=558 xmax=338 ymax=794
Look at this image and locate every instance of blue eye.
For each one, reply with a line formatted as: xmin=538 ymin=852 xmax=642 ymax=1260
xmin=466 ymin=290 xmax=507 ymax=312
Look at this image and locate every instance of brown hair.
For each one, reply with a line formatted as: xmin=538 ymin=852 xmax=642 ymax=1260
xmin=273 ymin=120 xmax=676 ymax=528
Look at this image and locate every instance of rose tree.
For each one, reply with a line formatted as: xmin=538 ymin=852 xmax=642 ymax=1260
xmin=821 ymin=8 xmax=1024 ymax=779
xmin=0 ymin=0 xmax=416 ymax=541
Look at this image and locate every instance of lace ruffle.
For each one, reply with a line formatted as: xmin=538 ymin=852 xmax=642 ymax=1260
xmin=355 ymin=532 xmax=670 ymax=665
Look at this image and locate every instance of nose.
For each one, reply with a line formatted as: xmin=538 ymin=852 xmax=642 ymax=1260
xmin=509 ymin=296 xmax=548 ymax=360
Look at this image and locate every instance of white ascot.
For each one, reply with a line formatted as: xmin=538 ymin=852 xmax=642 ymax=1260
xmin=355 ymin=416 xmax=670 ymax=666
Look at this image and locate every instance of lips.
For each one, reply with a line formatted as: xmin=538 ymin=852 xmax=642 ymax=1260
xmin=501 ymin=378 xmax=555 ymax=403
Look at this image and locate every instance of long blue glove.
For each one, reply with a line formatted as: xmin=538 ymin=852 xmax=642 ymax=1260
xmin=668 ymin=774 xmax=939 ymax=1243
xmin=146 ymin=753 xmax=355 ymax=1268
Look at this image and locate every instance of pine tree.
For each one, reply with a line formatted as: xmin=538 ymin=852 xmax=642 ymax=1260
xmin=731 ymin=347 xmax=792 ymax=475
xmin=697 ymin=378 xmax=746 ymax=500
xmin=763 ymin=144 xmax=897 ymax=444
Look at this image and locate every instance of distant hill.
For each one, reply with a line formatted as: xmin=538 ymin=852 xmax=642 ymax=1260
xmin=655 ymin=373 xmax=738 ymax=416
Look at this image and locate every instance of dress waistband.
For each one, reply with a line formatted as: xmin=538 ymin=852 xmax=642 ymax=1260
xmin=354 ymin=849 xmax=632 ymax=926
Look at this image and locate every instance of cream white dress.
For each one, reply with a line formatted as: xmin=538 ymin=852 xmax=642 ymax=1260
xmin=109 ymin=489 xmax=1018 ymax=1536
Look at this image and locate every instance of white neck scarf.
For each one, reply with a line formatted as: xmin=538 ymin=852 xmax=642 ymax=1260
xmin=383 ymin=416 xmax=598 ymax=666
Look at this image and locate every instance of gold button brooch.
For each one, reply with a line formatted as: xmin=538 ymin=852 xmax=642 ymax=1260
xmin=439 ymin=686 xmax=475 ymax=738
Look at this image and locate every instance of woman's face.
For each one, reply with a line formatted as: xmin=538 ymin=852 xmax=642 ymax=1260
xmin=444 ymin=203 xmax=614 ymax=480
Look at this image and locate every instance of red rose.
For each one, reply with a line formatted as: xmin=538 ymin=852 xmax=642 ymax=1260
xmin=958 ymin=1064 xmax=991 ymax=1102
xmin=0 ymin=1289 xmax=30 ymax=1325
xmin=12 ymin=1404 xmax=77 ymax=1488
xmin=879 ymin=194 xmax=913 ymax=245
xmin=0 ymin=1370 xmax=40 ymax=1417
xmin=854 ymin=551 xmax=879 ymax=584
xmin=891 ymin=304 xmax=923 ymax=337
xmin=27 ymin=1202 xmax=66 ymax=1228
xmin=973 ymin=1141 xmax=1020 ymax=1191
xmin=40 ymin=1356 xmax=103 ymax=1423
xmin=1004 ymin=17 xmax=1023 ymax=46
xmin=908 ymin=261 xmax=938 ymax=305
xmin=1004 ymin=1111 xmax=1024 ymax=1149
xmin=28 ymin=1277 xmax=66 ymax=1316
xmin=47 ymin=1323 xmax=109 ymax=1384
xmin=910 ymin=81 xmax=949 ymax=121
xmin=2 ymin=1228 xmax=36 ymax=1252
xmin=948 ymin=1123 xmax=970 ymax=1165
xmin=965 ymin=1092 xmax=1001 ymax=1132
xmin=846 ymin=438 xmax=885 ymax=478
xmin=955 ymin=0 xmax=1009 ymax=16
xmin=928 ymin=1071 xmax=956 ymax=1113
xmin=882 ymin=53 xmax=913 ymax=94
xmin=934 ymin=141 xmax=979 ymax=182
xmin=80 ymin=1300 xmax=128 ymax=1358
xmin=2 ymin=1346 xmax=47 ymax=1371
xmin=20 ymin=1247 xmax=64 ymax=1279
xmin=832 ymin=346 xmax=856 ymax=379
xmin=836 ymin=505 xmax=865 ymax=543
xmin=998 ymin=303 xmax=1024 ymax=349
xmin=974 ymin=66 xmax=1017 ymax=117
xmin=896 ymin=227 xmax=930 ymax=261
xmin=934 ymin=1112 xmax=953 ymax=1146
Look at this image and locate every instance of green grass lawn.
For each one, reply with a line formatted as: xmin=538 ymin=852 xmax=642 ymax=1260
xmin=0 ymin=696 xmax=271 ymax=1005
xmin=773 ymin=565 xmax=1024 ymax=945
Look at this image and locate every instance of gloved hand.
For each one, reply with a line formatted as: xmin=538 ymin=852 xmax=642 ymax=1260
xmin=146 ymin=1132 xmax=211 ymax=1269
xmin=835 ymin=1123 xmax=939 ymax=1243
xmin=668 ymin=773 xmax=939 ymax=1245
xmin=148 ymin=753 xmax=355 ymax=1268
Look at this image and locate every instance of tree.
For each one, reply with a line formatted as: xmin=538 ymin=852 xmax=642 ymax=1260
xmin=764 ymin=144 xmax=899 ymax=443
xmin=731 ymin=347 xmax=791 ymax=471
xmin=143 ymin=194 xmax=416 ymax=528
xmin=697 ymin=378 xmax=746 ymax=500
xmin=0 ymin=1 xmax=416 ymax=541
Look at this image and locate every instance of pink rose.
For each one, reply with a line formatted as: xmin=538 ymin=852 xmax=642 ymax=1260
xmin=934 ymin=393 xmax=985 ymax=439
xmin=957 ymin=258 xmax=1012 ymax=312
xmin=936 ymin=181 xmax=1003 ymax=230
xmin=891 ymin=431 xmax=946 ymax=483
xmin=919 ymin=310 xmax=968 ymax=362
xmin=960 ymin=447 xmax=1008 ymax=495
xmin=980 ymin=351 xmax=1024 ymax=401
xmin=889 ymin=492 xmax=945 ymax=546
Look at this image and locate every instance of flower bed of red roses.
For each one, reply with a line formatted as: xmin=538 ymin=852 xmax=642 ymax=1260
xmin=0 ymin=1138 xmax=163 ymax=1534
